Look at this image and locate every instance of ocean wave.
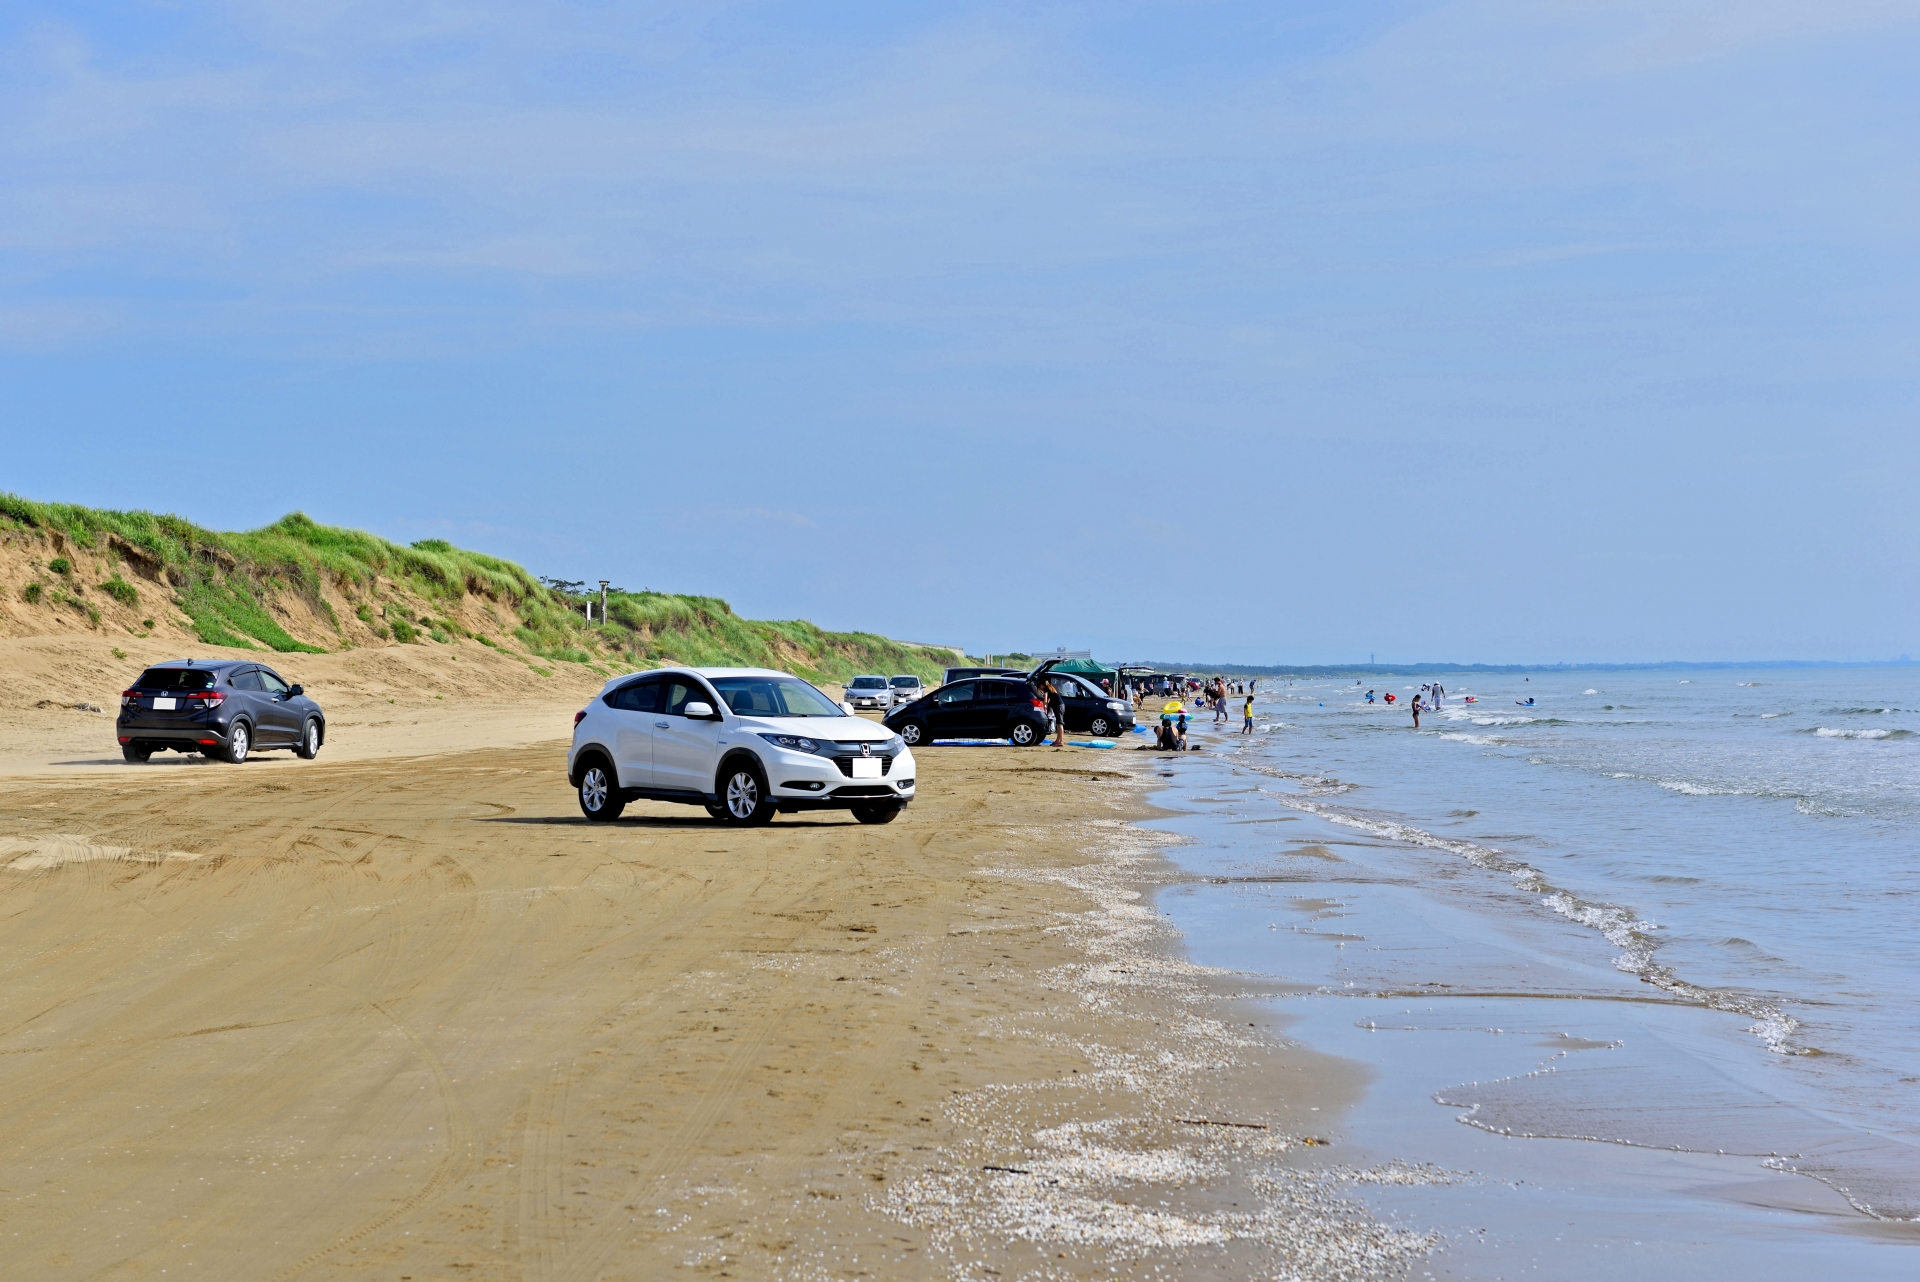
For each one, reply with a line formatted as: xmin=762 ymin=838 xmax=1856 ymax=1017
xmin=1242 ymin=759 xmax=1807 ymax=1055
xmin=1655 ymin=778 xmax=1737 ymax=796
xmin=1811 ymin=727 xmax=1911 ymax=740
xmin=1439 ymin=732 xmax=1502 ymax=747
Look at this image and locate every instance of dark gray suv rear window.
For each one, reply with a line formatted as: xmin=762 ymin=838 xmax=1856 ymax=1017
xmin=136 ymin=668 xmax=217 ymax=691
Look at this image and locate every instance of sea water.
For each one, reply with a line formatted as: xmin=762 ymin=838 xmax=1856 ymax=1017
xmin=1143 ymin=665 xmax=1920 ymax=1275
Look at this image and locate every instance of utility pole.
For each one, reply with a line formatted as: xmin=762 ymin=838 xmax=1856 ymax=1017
xmin=599 ymin=581 xmax=610 ymax=626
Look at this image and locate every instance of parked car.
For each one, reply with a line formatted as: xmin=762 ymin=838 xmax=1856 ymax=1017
xmin=888 ymin=675 xmax=925 ymax=703
xmin=844 ymin=674 xmax=896 ymax=709
xmin=117 ymin=659 xmax=326 ymax=763
xmin=882 ymin=676 xmax=1051 ymax=747
xmin=1037 ymin=671 xmax=1136 ymax=737
xmin=942 ymin=666 xmax=1026 ymax=686
xmin=569 ymin=666 xmax=915 ymax=826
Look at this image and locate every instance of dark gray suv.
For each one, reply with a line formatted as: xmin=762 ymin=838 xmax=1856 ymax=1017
xmin=117 ymin=660 xmax=326 ymax=763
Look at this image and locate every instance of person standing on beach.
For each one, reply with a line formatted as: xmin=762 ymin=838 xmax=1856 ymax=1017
xmin=1047 ymin=681 xmax=1067 ymax=746
xmin=1242 ymin=694 xmax=1254 ymax=734
xmin=1411 ymin=696 xmax=1423 ymax=729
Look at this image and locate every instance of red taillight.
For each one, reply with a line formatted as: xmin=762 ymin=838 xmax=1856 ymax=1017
xmin=1032 ymin=698 xmax=1046 ymax=709
xmin=122 ymin=689 xmax=139 ymax=705
xmin=187 ymin=691 xmax=225 ymax=705
xmin=573 ymin=709 xmax=587 ymax=725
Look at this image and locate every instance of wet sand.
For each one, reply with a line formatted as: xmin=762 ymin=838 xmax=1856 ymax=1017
xmin=0 ymin=658 xmax=1432 ymax=1279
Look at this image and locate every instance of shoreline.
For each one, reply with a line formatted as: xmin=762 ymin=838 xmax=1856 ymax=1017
xmin=1136 ymin=719 xmax=1920 ymax=1279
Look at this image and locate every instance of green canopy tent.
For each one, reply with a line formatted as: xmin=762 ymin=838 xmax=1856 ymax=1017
xmin=1047 ymin=656 xmax=1117 ymax=687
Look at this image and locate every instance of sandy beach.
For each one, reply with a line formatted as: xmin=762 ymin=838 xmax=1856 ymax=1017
xmin=0 ymin=637 xmax=1431 ymax=1280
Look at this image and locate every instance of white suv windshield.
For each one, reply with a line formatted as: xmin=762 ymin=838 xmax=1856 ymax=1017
xmin=712 ymin=677 xmax=846 ymax=718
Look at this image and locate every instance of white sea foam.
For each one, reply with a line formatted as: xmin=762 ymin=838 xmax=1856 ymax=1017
xmin=1244 ymin=762 xmax=1806 ymax=1055
xmin=1655 ymin=778 xmax=1732 ymax=796
xmin=1583 ymin=689 xmax=1598 ymax=695
xmin=1813 ymin=727 xmax=1905 ymax=740
xmin=1439 ymin=732 xmax=1501 ymax=747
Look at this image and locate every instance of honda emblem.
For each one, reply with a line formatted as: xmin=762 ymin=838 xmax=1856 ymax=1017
xmin=861 ymin=742 xmax=871 ymax=756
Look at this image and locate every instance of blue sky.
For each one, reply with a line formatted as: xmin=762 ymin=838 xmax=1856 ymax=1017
xmin=3 ymin=1 xmax=1915 ymax=664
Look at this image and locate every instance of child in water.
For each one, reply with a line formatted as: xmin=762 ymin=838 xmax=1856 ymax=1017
xmin=1242 ymin=694 xmax=1255 ymax=734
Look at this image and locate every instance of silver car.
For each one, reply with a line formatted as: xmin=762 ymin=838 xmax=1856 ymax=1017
xmin=844 ymin=675 xmax=895 ymax=709
xmin=889 ymin=675 xmax=925 ymax=704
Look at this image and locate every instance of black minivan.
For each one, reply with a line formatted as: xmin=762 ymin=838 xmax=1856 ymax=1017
xmin=1036 ymin=671 xmax=1136 ymax=738
xmin=117 ymin=660 xmax=326 ymax=763
xmin=883 ymin=676 xmax=1051 ymax=746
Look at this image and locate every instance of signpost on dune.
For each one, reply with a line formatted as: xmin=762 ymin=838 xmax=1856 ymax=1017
xmin=600 ymin=581 xmax=609 ymax=627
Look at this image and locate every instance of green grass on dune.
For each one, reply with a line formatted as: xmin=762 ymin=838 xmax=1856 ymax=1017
xmin=0 ymin=493 xmax=963 ymax=680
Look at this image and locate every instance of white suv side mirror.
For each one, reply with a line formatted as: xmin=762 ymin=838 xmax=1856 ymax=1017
xmin=841 ymin=701 xmax=855 ymax=715
xmin=683 ymin=701 xmax=716 ymax=719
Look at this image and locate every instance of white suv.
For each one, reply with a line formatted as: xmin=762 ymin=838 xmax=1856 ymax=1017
xmin=569 ymin=667 xmax=915 ymax=826
xmin=844 ymin=675 xmax=895 ymax=709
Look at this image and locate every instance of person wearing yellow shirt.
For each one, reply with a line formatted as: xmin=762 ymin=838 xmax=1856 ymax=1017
xmin=1242 ymin=694 xmax=1254 ymax=735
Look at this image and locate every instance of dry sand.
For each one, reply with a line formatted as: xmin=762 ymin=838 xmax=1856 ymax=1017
xmin=0 ymin=636 xmax=1434 ymax=1280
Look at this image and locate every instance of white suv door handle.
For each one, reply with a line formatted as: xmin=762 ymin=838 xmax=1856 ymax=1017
xmin=654 ymin=720 xmax=669 ymax=728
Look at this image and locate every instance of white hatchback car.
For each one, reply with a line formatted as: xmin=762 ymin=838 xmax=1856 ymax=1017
xmin=569 ymin=667 xmax=915 ymax=826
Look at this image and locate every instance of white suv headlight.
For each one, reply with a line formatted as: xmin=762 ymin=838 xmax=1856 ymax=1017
xmin=758 ymin=732 xmax=827 ymax=755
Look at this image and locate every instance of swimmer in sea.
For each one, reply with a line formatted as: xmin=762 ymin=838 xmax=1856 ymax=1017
xmin=1516 ymin=697 xmax=1534 ymax=706
xmin=1411 ymin=696 xmax=1422 ymax=729
xmin=1366 ymin=689 xmax=1376 ymax=703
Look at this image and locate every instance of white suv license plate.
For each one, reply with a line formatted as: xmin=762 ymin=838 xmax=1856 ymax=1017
xmin=153 ymin=697 xmax=176 ymax=710
xmin=851 ymin=757 xmax=882 ymax=779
